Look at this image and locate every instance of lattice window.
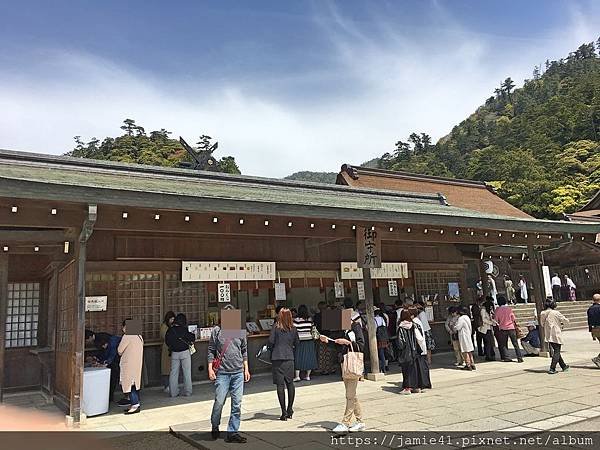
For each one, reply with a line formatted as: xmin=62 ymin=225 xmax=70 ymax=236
xmin=414 ymin=270 xmax=461 ymax=320
xmin=57 ymin=262 xmax=76 ymax=351
xmin=85 ymin=272 xmax=161 ymax=340
xmin=164 ymin=273 xmax=208 ymax=326
xmin=5 ymin=282 xmax=40 ymax=348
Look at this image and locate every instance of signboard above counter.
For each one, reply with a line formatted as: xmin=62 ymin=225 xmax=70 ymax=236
xmin=340 ymin=262 xmax=409 ymax=280
xmin=182 ymin=261 xmax=276 ymax=282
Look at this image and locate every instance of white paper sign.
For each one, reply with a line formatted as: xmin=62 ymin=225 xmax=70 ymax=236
xmin=425 ymin=306 xmax=434 ymax=322
xmin=218 ymin=283 xmax=231 ymax=302
xmin=341 ymin=262 xmax=409 ymax=279
xmin=388 ymin=280 xmax=398 ymax=297
xmin=542 ymin=266 xmax=552 ymax=298
xmin=334 ymin=281 xmax=345 ymax=298
xmin=182 ymin=261 xmax=276 ymax=282
xmin=85 ymin=296 xmax=107 ymax=312
xmin=199 ymin=327 xmax=214 ymax=340
xmin=357 ymin=281 xmax=366 ymax=300
xmin=274 ymin=282 xmax=287 ymax=301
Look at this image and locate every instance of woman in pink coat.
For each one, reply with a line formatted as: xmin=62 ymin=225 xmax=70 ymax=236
xmin=118 ymin=319 xmax=144 ymax=414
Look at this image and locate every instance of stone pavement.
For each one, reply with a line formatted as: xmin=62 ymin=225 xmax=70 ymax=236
xmin=77 ymin=328 xmax=600 ymax=448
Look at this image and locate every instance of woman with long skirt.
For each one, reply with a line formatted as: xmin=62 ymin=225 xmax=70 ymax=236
xmin=268 ymin=307 xmax=299 ymax=420
xmin=293 ymin=305 xmax=318 ymax=381
xmin=409 ymin=307 xmax=432 ymax=391
xmin=397 ymin=309 xmax=420 ymax=394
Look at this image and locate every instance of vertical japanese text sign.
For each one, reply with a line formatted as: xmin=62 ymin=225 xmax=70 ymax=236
xmin=357 ymin=227 xmax=382 ymax=269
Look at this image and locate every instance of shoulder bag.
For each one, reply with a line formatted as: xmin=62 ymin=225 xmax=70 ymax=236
xmin=211 ymin=338 xmax=232 ymax=373
xmin=341 ymin=342 xmax=364 ymax=380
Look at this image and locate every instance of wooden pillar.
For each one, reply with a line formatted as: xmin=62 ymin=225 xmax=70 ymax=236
xmin=362 ymin=268 xmax=382 ymax=380
xmin=528 ymin=244 xmax=548 ymax=354
xmin=0 ymin=253 xmax=8 ymax=402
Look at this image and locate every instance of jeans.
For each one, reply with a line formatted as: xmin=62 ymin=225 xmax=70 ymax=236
xmin=521 ymin=341 xmax=540 ymax=355
xmin=211 ymin=371 xmax=244 ymax=434
xmin=378 ymin=347 xmax=386 ymax=373
xmin=170 ymin=350 xmax=192 ymax=397
xmin=129 ymin=385 xmax=140 ymax=406
xmin=498 ymin=329 xmax=523 ymax=361
xmin=549 ymin=342 xmax=567 ymax=370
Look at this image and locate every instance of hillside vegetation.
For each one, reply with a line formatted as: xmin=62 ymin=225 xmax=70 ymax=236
xmin=378 ymin=42 xmax=600 ymax=219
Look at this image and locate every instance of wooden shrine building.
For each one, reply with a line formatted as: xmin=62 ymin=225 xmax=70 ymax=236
xmin=1 ymin=150 xmax=599 ymax=425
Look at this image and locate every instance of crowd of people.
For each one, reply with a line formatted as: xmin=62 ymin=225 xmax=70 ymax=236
xmin=83 ymin=292 xmax=600 ymax=441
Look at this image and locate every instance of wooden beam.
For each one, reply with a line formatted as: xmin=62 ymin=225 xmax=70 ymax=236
xmin=528 ymin=244 xmax=547 ymax=354
xmin=0 ymin=253 xmax=7 ymax=402
xmin=0 ymin=230 xmax=69 ymax=243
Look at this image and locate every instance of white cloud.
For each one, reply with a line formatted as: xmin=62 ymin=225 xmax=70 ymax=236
xmin=0 ymin=3 xmax=599 ymax=178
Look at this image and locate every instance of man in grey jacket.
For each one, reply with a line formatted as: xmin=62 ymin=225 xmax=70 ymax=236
xmin=207 ymin=311 xmax=251 ymax=443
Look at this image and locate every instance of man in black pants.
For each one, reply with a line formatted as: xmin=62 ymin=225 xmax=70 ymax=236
xmin=494 ymin=296 xmax=524 ymax=363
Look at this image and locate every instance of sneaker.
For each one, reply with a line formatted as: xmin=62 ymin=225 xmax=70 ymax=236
xmin=411 ymin=388 xmax=421 ymax=393
xmin=502 ymin=359 xmax=513 ymax=362
xmin=348 ymin=422 xmax=366 ymax=432
xmin=562 ymin=365 xmax=570 ymax=372
xmin=400 ymin=388 xmax=411 ymax=395
xmin=517 ymin=359 xmax=524 ymax=363
xmin=163 ymin=386 xmax=170 ymax=394
xmin=293 ymin=377 xmax=301 ymax=382
xmin=453 ymin=362 xmax=463 ymax=366
xmin=462 ymin=365 xmax=472 ymax=371
xmin=332 ymin=423 xmax=349 ymax=434
xmin=471 ymin=365 xmax=476 ymax=370
xmin=225 ymin=433 xmax=247 ymax=443
xmin=547 ymin=369 xmax=558 ymax=375
xmin=592 ymin=357 xmax=600 ymax=368
xmin=117 ymin=398 xmax=131 ymax=407
xmin=211 ymin=427 xmax=220 ymax=440
xmin=303 ymin=377 xmax=311 ymax=381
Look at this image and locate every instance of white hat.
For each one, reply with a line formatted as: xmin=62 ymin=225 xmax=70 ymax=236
xmin=526 ymin=321 xmax=537 ymax=327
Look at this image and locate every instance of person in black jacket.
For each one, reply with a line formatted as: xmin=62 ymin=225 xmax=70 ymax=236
xmin=165 ymin=313 xmax=196 ymax=397
xmin=588 ymin=294 xmax=600 ymax=368
xmin=267 ymin=307 xmax=299 ymax=420
xmin=320 ymin=309 xmax=365 ymax=434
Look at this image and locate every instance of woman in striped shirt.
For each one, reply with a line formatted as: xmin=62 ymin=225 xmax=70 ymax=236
xmin=293 ymin=305 xmax=318 ymax=381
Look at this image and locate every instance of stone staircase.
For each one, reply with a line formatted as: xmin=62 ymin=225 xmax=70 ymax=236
xmin=512 ymin=300 xmax=591 ymax=330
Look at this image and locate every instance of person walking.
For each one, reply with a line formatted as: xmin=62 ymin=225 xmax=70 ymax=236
xmin=207 ymin=313 xmax=251 ymax=443
xmin=478 ymin=299 xmax=497 ymax=361
xmin=504 ymin=275 xmax=516 ymax=305
xmin=408 ymin=306 xmax=432 ymax=390
xmin=117 ymin=319 xmax=144 ymax=415
xmin=293 ymin=305 xmax=317 ymax=381
xmin=564 ymin=275 xmax=577 ymax=301
xmin=321 ymin=310 xmax=366 ymax=435
xmin=160 ymin=311 xmax=176 ymax=393
xmin=518 ymin=275 xmax=528 ymax=304
xmin=445 ymin=306 xmax=463 ymax=366
xmin=397 ymin=309 xmax=422 ymax=393
xmin=551 ymin=273 xmax=562 ymax=301
xmin=268 ymin=307 xmax=299 ymax=421
xmin=539 ymin=299 xmax=570 ymax=374
xmin=588 ymin=294 xmax=600 ymax=368
xmin=494 ymin=296 xmax=524 ymax=363
xmin=165 ymin=313 xmax=195 ymax=398
xmin=454 ymin=306 xmax=476 ymax=370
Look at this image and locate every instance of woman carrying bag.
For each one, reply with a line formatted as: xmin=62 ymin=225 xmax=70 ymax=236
xmin=267 ymin=307 xmax=299 ymax=421
xmin=320 ymin=310 xmax=365 ymax=435
xmin=397 ymin=309 xmax=421 ymax=394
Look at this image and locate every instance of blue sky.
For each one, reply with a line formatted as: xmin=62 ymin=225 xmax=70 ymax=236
xmin=1 ymin=0 xmax=599 ymax=177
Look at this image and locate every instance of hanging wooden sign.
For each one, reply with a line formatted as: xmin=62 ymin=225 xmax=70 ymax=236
xmin=356 ymin=227 xmax=382 ymax=269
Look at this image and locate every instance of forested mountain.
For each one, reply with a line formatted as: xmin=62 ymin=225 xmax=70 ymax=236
xmin=378 ymin=42 xmax=600 ymax=219
xmin=284 ymin=171 xmax=337 ymax=183
xmin=66 ymin=119 xmax=241 ymax=174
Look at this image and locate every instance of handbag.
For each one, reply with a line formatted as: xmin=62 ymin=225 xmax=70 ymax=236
xmin=178 ymin=337 xmax=196 ymax=356
xmin=514 ymin=322 xmax=525 ymax=339
xmin=211 ymin=338 xmax=232 ymax=373
xmin=341 ymin=343 xmax=364 ymax=380
xmin=310 ymin=324 xmax=320 ymax=340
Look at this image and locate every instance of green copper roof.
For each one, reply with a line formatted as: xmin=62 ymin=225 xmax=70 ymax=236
xmin=1 ymin=149 xmax=599 ymax=234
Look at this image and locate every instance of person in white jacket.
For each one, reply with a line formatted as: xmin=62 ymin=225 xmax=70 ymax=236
xmin=454 ymin=306 xmax=475 ymax=370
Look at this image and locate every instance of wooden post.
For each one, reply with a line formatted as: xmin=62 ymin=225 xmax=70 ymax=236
xmin=363 ymin=268 xmax=383 ymax=380
xmin=0 ymin=253 xmax=8 ymax=402
xmin=69 ymin=205 xmax=96 ymax=425
xmin=528 ymin=243 xmax=548 ymax=355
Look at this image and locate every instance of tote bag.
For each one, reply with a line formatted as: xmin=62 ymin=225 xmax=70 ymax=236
xmin=341 ymin=344 xmax=364 ymax=380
